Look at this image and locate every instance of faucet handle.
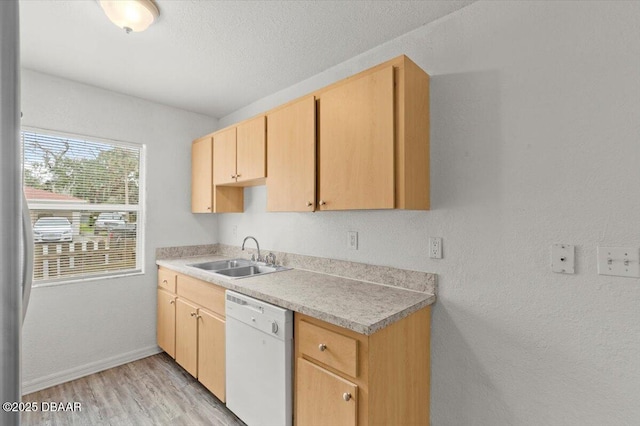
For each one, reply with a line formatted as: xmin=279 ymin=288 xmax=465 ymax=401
xmin=265 ymin=252 xmax=276 ymax=266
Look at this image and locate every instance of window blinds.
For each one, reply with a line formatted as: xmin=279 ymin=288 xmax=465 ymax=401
xmin=22 ymin=129 xmax=143 ymax=284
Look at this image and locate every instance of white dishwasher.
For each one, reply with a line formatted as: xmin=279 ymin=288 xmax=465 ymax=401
xmin=225 ymin=290 xmax=293 ymax=426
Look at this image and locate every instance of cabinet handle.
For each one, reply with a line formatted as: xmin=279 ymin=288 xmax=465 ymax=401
xmin=169 ymin=300 xmax=175 ymax=305
xmin=162 ymin=279 xmax=167 ymax=283
xmin=196 ymin=315 xmax=202 ymax=320
xmin=207 ymin=206 xmax=211 ymax=210
xmin=231 ymin=174 xmax=236 ymax=179
xmin=343 ymin=392 xmax=352 ymax=402
xmin=318 ymin=343 xmax=327 ymax=352
xmin=190 ymin=312 xmax=197 ymax=317
xmin=306 ymin=201 xmax=313 ymax=207
xmin=236 ymin=173 xmax=241 ymax=178
xmin=318 ymin=200 xmax=326 ymax=206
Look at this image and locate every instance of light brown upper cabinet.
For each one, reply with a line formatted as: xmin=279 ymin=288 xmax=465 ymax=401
xmin=211 ymin=127 xmax=244 ymax=213
xmin=236 ymin=116 xmax=267 ymax=184
xmin=266 ymin=96 xmax=316 ymax=212
xmin=194 ymin=54 xmax=429 ymax=213
xmin=191 ymin=132 xmax=243 ymax=214
xmin=214 ymin=116 xmax=266 ymax=186
xmin=266 ymin=55 xmax=429 ymax=212
xmin=191 ymin=135 xmax=213 ymax=213
xmin=316 ymin=56 xmax=430 ymax=211
xmin=317 ymin=66 xmax=395 ymax=210
xmin=213 ymin=127 xmax=237 ymax=186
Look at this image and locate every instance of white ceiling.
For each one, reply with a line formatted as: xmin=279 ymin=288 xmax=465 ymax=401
xmin=20 ymin=0 xmax=474 ymax=118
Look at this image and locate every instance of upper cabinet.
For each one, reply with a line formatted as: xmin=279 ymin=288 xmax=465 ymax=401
xmin=316 ymin=57 xmax=430 ymax=211
xmin=266 ymin=97 xmax=316 ymax=212
xmin=236 ymin=116 xmax=267 ymax=184
xmin=214 ymin=116 xmax=266 ymax=186
xmin=193 ymin=54 xmax=429 ymax=213
xmin=268 ymin=56 xmax=430 ymax=212
xmin=213 ymin=127 xmax=237 ymax=186
xmin=207 ymin=116 xmax=266 ymax=213
xmin=317 ymin=66 xmax=395 ymax=210
xmin=191 ymin=135 xmax=213 ymax=213
xmin=191 ymin=131 xmax=243 ymax=214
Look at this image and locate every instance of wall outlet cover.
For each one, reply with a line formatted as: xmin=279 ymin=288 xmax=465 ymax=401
xmin=429 ymin=237 xmax=442 ymax=259
xmin=551 ymin=244 xmax=575 ymax=274
xmin=347 ymin=231 xmax=358 ymax=250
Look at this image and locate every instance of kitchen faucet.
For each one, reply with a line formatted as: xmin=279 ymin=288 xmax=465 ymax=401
xmin=241 ymin=236 xmax=262 ymax=262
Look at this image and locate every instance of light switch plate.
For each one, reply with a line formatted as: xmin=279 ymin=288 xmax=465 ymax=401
xmin=597 ymin=246 xmax=640 ymax=278
xmin=551 ymin=244 xmax=575 ymax=274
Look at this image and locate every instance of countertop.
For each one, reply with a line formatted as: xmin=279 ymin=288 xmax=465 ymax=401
xmin=156 ymin=255 xmax=435 ymax=335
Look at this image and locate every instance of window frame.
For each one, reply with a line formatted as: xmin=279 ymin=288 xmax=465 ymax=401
xmin=22 ymin=126 xmax=147 ymax=287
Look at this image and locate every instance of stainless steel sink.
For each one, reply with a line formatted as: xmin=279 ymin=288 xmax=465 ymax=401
xmin=189 ymin=259 xmax=252 ymax=271
xmin=188 ymin=258 xmax=290 ymax=279
xmin=214 ymin=265 xmax=277 ymax=277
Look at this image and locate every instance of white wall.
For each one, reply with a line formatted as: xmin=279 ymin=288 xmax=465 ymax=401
xmin=218 ymin=2 xmax=640 ymax=425
xmin=20 ymin=70 xmax=218 ymax=391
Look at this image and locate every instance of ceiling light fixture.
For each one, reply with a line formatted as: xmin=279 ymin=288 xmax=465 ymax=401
xmin=99 ymin=0 xmax=159 ymax=34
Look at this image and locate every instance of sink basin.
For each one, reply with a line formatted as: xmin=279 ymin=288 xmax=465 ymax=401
xmin=189 ymin=259 xmax=252 ymax=271
xmin=214 ymin=265 xmax=277 ymax=277
xmin=188 ymin=258 xmax=290 ymax=279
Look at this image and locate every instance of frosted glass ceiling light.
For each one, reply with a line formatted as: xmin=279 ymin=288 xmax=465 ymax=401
xmin=99 ymin=0 xmax=159 ymax=34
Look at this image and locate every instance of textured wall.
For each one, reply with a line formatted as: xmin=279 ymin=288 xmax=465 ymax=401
xmin=218 ymin=2 xmax=640 ymax=424
xmin=20 ymin=70 xmax=218 ymax=391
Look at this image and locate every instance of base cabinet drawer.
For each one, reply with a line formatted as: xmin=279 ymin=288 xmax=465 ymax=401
xmin=297 ymin=358 xmax=357 ymax=426
xmin=158 ymin=267 xmax=177 ymax=293
xmin=298 ymin=320 xmax=358 ymax=377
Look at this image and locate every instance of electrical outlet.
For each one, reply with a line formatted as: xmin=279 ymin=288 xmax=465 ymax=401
xmin=429 ymin=237 xmax=442 ymax=259
xmin=232 ymin=225 xmax=238 ymax=237
xmin=347 ymin=231 xmax=358 ymax=250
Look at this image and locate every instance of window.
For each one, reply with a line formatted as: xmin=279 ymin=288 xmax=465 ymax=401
xmin=22 ymin=128 xmax=145 ymax=284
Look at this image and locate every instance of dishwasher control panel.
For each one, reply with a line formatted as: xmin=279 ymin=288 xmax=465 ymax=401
xmin=226 ymin=291 xmax=292 ymax=340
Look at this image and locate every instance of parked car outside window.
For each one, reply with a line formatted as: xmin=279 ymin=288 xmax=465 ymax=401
xmin=94 ymin=212 xmax=126 ymax=233
xmin=33 ymin=217 xmax=73 ymax=243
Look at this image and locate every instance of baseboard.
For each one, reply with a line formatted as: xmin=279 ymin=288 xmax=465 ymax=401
xmin=22 ymin=345 xmax=163 ymax=395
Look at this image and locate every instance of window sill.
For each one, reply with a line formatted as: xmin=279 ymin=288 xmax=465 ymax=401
xmin=31 ymin=269 xmax=144 ymax=289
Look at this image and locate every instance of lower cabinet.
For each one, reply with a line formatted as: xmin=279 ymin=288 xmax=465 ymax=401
xmin=157 ymin=288 xmax=176 ymax=358
xmin=175 ymin=298 xmax=199 ymax=376
xmin=297 ymin=358 xmax=358 ymax=426
xmin=196 ymin=308 xmax=226 ymax=400
xmin=294 ymin=306 xmax=431 ymax=426
xmin=157 ymin=267 xmax=226 ymax=402
xmin=159 ymin=266 xmax=431 ymax=424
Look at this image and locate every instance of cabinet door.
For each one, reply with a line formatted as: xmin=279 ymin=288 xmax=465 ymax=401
xmin=213 ymin=127 xmax=237 ymax=185
xmin=157 ymin=289 xmax=176 ymax=359
xmin=191 ymin=136 xmax=213 ymax=213
xmin=266 ymin=97 xmax=315 ymax=212
xmin=318 ymin=66 xmax=395 ymax=210
xmin=175 ymin=298 xmax=199 ymax=377
xmin=297 ymin=358 xmax=358 ymax=426
xmin=236 ymin=116 xmax=266 ymax=183
xmin=197 ymin=309 xmax=226 ymax=402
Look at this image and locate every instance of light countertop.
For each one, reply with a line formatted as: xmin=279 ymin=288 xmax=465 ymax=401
xmin=157 ymin=255 xmax=435 ymax=335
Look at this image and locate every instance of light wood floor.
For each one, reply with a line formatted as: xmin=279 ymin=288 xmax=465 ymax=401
xmin=22 ymin=353 xmax=245 ymax=426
